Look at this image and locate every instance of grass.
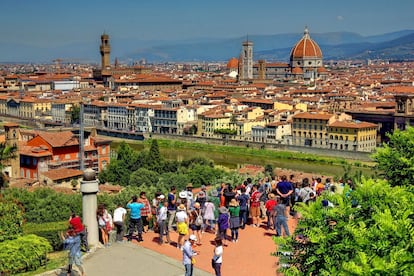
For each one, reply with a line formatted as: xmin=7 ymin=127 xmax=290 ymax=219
xmin=16 ymin=251 xmax=67 ymax=276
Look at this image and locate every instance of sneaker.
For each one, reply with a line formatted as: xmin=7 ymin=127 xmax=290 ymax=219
xmin=236 ymin=239 xmax=238 ymax=243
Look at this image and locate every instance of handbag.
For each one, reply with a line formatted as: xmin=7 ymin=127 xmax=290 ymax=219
xmin=191 ymin=257 xmax=196 ymax=265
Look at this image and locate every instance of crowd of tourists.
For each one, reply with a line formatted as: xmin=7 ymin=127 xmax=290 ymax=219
xmin=61 ymin=173 xmax=345 ymax=276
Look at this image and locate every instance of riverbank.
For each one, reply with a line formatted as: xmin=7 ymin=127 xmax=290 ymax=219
xmin=107 ymin=136 xmax=376 ymax=179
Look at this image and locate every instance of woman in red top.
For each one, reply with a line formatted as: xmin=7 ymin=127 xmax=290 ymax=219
xmin=265 ymin=194 xmax=277 ymax=230
xmin=69 ymin=211 xmax=89 ymax=252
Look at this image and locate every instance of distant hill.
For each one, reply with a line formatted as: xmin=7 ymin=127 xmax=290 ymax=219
xmin=123 ymin=30 xmax=414 ymax=62
xmin=1 ymin=30 xmax=413 ymax=63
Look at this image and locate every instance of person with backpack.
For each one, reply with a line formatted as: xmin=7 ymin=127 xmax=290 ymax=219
xmin=189 ymin=202 xmax=203 ymax=245
xmin=298 ymin=178 xmax=314 ymax=204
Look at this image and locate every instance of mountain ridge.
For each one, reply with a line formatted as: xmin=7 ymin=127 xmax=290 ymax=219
xmin=1 ymin=30 xmax=413 ymax=63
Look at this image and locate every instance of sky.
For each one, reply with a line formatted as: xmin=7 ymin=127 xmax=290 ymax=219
xmin=1 ymin=0 xmax=413 ymax=48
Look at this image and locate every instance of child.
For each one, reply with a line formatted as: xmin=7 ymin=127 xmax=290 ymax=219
xmin=61 ymin=228 xmax=86 ymax=276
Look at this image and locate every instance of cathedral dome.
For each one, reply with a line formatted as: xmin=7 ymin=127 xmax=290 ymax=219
xmin=290 ymin=27 xmax=322 ymax=59
xmin=227 ymin=57 xmax=239 ymax=69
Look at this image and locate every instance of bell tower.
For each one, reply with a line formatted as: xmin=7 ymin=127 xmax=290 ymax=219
xmin=3 ymin=123 xmax=20 ymax=179
xmin=100 ymin=33 xmax=111 ymax=69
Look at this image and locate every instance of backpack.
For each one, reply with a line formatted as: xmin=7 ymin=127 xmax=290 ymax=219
xmin=195 ymin=210 xmax=203 ymax=226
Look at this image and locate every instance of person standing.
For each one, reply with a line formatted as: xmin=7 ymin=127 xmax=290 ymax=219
xmin=265 ymin=193 xmax=277 ymax=230
xmin=139 ymin=191 xmax=152 ymax=233
xmin=273 ymin=196 xmax=290 ymax=237
xmin=167 ymin=186 xmax=177 ymax=232
xmin=127 ymin=195 xmax=144 ymax=242
xmin=189 ymin=202 xmax=203 ymax=245
xmin=212 ymin=237 xmax=223 ymax=276
xmin=203 ymin=197 xmax=216 ymax=233
xmin=228 ymin=199 xmax=240 ymax=242
xmin=249 ymin=184 xmax=261 ymax=227
xmin=276 ymin=175 xmax=294 ymax=206
xmin=113 ymin=203 xmax=127 ymax=242
xmin=217 ymin=206 xmax=229 ymax=246
xmin=237 ymin=187 xmax=249 ymax=229
xmin=157 ymin=200 xmax=171 ymax=245
xmin=182 ymin=234 xmax=198 ymax=276
xmin=61 ymin=228 xmax=85 ymax=276
xmin=68 ymin=211 xmax=89 ymax=252
xmin=176 ymin=203 xmax=189 ymax=249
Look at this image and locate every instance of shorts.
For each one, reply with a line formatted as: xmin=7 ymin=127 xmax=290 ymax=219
xmin=250 ymin=206 xmax=260 ymax=217
xmin=177 ymin=222 xmax=189 ymax=235
xmin=142 ymin=216 xmax=149 ymax=226
xmin=69 ymin=254 xmax=82 ymax=266
xmin=190 ymin=224 xmax=202 ymax=231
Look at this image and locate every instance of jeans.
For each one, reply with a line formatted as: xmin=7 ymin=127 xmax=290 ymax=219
xmin=274 ymin=216 xmax=290 ymax=236
xmin=213 ymin=262 xmax=222 ymax=276
xmin=128 ymin=218 xmax=143 ymax=241
xmin=167 ymin=210 xmax=176 ymax=231
xmin=114 ymin=221 xmax=124 ymax=242
xmin=184 ymin=264 xmax=193 ymax=276
xmin=239 ymin=209 xmax=248 ymax=228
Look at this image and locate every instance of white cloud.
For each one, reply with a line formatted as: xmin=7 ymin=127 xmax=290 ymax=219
xmin=337 ymin=15 xmax=344 ymax=21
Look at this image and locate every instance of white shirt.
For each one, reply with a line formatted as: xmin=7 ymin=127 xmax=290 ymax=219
xmin=113 ymin=207 xmax=127 ymax=222
xmin=158 ymin=206 xmax=168 ymax=222
xmin=214 ymin=245 xmax=223 ymax=263
xmin=175 ymin=210 xmax=188 ymax=223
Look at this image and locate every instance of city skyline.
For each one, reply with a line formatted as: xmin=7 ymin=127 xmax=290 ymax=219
xmin=1 ymin=0 xmax=413 ymax=62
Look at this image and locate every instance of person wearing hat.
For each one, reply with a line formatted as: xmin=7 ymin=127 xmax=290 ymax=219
xmin=189 ymin=202 xmax=203 ymax=245
xmin=217 ymin=206 xmax=229 ymax=246
xmin=265 ymin=193 xmax=277 ymax=230
xmin=228 ymin=199 xmax=240 ymax=243
xmin=182 ymin=234 xmax=199 ymax=276
xmin=175 ymin=204 xmax=189 ymax=249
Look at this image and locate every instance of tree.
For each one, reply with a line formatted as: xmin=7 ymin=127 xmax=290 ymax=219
xmin=0 ymin=142 xmax=17 ymax=190
xmin=372 ymin=127 xmax=414 ymax=187
xmin=275 ymin=178 xmax=414 ymax=275
xmin=146 ymin=139 xmax=163 ymax=172
xmin=70 ymin=105 xmax=80 ymax=124
xmin=129 ymin=168 xmax=159 ymax=188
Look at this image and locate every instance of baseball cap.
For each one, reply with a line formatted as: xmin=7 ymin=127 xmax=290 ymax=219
xmin=189 ymin=234 xmax=197 ymax=241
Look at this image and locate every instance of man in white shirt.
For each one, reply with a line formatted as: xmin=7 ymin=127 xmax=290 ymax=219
xmin=113 ymin=203 xmax=127 ymax=242
xmin=157 ymin=200 xmax=171 ymax=244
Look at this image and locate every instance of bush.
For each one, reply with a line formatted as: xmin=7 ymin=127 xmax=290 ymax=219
xmin=0 ymin=198 xmax=24 ymax=242
xmin=0 ymin=234 xmax=52 ymax=274
xmin=23 ymin=221 xmax=68 ymax=251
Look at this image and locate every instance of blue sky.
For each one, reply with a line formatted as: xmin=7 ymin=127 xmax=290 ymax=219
xmin=1 ymin=0 xmax=413 ymax=47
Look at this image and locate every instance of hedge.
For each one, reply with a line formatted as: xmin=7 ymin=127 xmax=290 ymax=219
xmin=23 ymin=221 xmax=68 ymax=251
xmin=0 ymin=234 xmax=52 ymax=274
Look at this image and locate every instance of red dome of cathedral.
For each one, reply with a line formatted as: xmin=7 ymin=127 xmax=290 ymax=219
xmin=290 ymin=27 xmax=322 ymax=59
xmin=227 ymin=57 xmax=239 ymax=69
